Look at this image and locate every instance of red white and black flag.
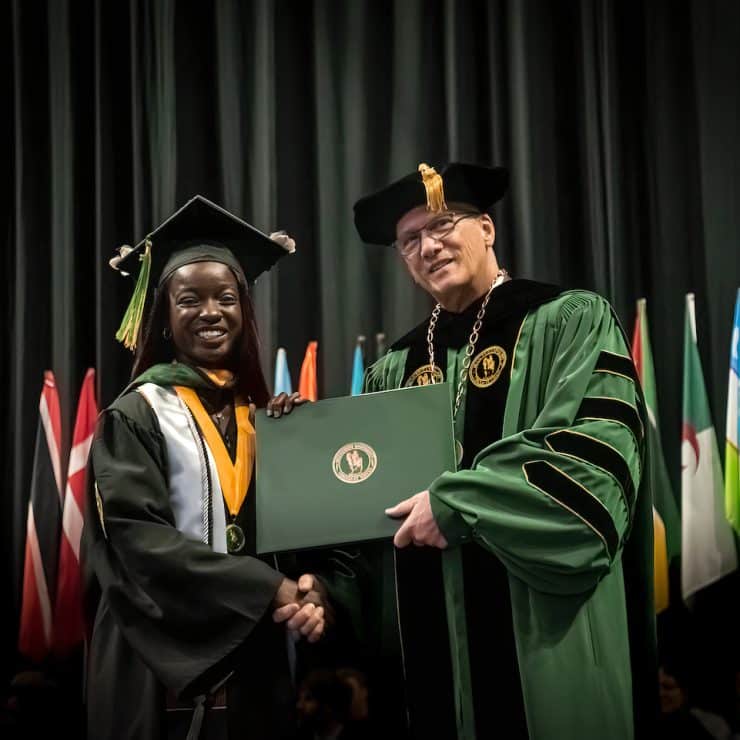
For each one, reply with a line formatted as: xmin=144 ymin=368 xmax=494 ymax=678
xmin=55 ymin=368 xmax=97 ymax=655
xmin=18 ymin=371 xmax=64 ymax=663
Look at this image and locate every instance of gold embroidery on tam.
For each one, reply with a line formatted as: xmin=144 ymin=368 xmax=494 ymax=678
xmin=405 ymin=364 xmax=444 ymax=387
xmin=469 ymin=345 xmax=507 ymax=388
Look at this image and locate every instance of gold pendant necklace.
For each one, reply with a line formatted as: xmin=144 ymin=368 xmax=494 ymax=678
xmin=225 ymin=521 xmax=246 ymax=553
xmin=427 ymin=269 xmax=508 ymax=465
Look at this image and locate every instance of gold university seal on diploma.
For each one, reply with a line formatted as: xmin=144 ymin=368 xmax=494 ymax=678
xmin=256 ymin=383 xmax=455 ymax=553
xmin=332 ymin=442 xmax=378 ymax=484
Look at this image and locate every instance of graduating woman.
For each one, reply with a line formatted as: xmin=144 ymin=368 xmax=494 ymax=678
xmin=83 ymin=197 xmax=336 ymax=740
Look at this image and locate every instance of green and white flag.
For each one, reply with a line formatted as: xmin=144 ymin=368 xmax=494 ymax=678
xmin=726 ymin=289 xmax=740 ymax=533
xmin=632 ymin=298 xmax=681 ymax=612
xmin=632 ymin=298 xmax=682 ymax=560
xmin=682 ymin=293 xmax=737 ymax=602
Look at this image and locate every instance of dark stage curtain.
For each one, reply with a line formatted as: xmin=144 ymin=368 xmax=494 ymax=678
xmin=5 ymin=0 xmax=740 ymax=701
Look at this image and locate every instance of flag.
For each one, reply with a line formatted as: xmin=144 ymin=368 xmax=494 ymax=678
xmin=18 ymin=371 xmax=64 ymax=663
xmin=274 ymin=348 xmax=293 ymax=396
xmin=653 ymin=508 xmax=669 ymax=613
xmin=375 ymin=332 xmax=387 ymax=361
xmin=54 ymin=368 xmax=97 ymax=655
xmin=681 ymin=293 xmax=737 ymax=602
xmin=299 ymin=341 xmax=318 ymax=401
xmin=351 ymin=338 xmax=365 ymax=396
xmin=631 ymin=299 xmax=682 ymax=612
xmin=726 ymin=289 xmax=740 ymax=533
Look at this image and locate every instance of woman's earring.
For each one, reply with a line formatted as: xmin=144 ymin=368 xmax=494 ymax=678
xmin=162 ymin=327 xmax=172 ymax=340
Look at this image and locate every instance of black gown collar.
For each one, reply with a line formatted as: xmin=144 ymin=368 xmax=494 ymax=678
xmin=390 ymin=279 xmax=562 ymax=351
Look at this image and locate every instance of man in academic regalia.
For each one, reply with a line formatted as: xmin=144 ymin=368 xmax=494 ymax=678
xmin=350 ymin=163 xmax=658 ymax=740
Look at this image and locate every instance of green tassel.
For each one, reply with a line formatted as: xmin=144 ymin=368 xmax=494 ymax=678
xmin=115 ymin=239 xmax=152 ymax=351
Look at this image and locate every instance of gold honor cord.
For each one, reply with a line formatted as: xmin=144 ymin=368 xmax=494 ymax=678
xmin=174 ymin=386 xmax=255 ymax=552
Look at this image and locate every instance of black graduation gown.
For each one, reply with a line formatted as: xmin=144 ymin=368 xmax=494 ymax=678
xmin=82 ymin=388 xmax=296 ymax=740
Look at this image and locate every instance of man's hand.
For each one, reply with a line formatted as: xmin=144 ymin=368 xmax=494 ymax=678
xmin=386 ymin=490 xmax=448 ymax=549
xmin=266 ymin=392 xmax=308 ymax=418
xmin=272 ymin=574 xmax=328 ymax=643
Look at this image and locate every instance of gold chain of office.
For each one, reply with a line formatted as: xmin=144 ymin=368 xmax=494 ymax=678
xmin=426 ymin=268 xmax=509 ymax=461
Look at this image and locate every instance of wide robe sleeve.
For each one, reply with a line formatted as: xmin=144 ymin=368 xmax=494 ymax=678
xmin=429 ymin=293 xmax=645 ymax=596
xmin=85 ymin=394 xmax=283 ymax=696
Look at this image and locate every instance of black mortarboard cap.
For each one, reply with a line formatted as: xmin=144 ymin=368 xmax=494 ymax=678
xmin=111 ymin=194 xmax=292 ymax=283
xmin=111 ymin=195 xmax=294 ymax=349
xmin=353 ymin=162 xmax=509 ymax=245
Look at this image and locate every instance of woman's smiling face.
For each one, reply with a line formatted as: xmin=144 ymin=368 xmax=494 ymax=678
xmin=167 ymin=261 xmax=243 ymax=369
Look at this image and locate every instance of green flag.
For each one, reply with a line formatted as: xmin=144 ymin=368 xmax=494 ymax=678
xmin=632 ymin=298 xmax=682 ymax=561
xmin=632 ymin=298 xmax=681 ymax=612
xmin=681 ymin=294 xmax=737 ymax=601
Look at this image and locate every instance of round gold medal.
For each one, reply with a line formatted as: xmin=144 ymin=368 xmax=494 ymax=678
xmin=225 ymin=522 xmax=246 ymax=553
xmin=469 ymin=346 xmax=507 ymax=388
xmin=405 ymin=364 xmax=444 ymax=387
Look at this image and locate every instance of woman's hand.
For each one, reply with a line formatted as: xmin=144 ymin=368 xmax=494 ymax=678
xmin=272 ymin=574 xmax=331 ymax=643
xmin=266 ymin=392 xmax=308 ymax=419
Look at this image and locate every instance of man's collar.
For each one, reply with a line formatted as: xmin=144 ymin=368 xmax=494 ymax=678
xmin=389 ymin=279 xmax=562 ymax=351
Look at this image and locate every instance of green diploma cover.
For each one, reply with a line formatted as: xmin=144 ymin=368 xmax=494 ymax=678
xmin=255 ymin=382 xmax=456 ymax=553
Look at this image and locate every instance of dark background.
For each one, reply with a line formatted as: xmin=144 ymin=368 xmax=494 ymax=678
xmin=4 ymin=0 xmax=740 ymax=720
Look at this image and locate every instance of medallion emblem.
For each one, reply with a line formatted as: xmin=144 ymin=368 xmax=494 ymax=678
xmin=469 ymin=345 xmax=507 ymax=388
xmin=405 ymin=364 xmax=444 ymax=387
xmin=225 ymin=523 xmax=246 ymax=553
xmin=332 ymin=442 xmax=378 ymax=484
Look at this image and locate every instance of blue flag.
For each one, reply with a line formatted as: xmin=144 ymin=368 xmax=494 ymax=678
xmin=350 ymin=342 xmax=364 ymax=396
xmin=274 ymin=347 xmax=292 ymax=395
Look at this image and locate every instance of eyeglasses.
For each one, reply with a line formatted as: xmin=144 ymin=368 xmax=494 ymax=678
xmin=393 ymin=212 xmax=480 ymax=258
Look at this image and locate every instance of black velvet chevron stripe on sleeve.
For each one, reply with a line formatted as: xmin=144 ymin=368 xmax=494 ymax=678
xmin=576 ymin=397 xmax=644 ymax=445
xmin=545 ymin=429 xmax=635 ymax=512
xmin=523 ymin=460 xmax=619 ymax=559
xmin=593 ymin=351 xmax=639 ymax=385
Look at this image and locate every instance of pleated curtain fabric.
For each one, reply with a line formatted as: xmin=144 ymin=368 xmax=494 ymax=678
xmin=5 ymin=0 xmax=740 ymax=673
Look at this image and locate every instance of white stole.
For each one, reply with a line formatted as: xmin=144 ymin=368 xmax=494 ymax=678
xmin=137 ymin=383 xmax=228 ymax=553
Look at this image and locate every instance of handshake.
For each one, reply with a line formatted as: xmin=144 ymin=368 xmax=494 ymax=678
xmin=271 ymin=574 xmax=330 ymax=644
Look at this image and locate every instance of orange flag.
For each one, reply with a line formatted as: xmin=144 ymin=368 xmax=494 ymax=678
xmin=299 ymin=341 xmax=318 ymax=401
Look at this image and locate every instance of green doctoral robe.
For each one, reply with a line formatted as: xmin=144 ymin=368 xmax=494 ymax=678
xmin=362 ymin=280 xmax=657 ymax=740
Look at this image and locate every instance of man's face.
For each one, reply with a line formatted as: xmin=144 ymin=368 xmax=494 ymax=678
xmin=167 ymin=261 xmax=243 ymax=369
xmin=395 ymin=204 xmax=495 ymax=306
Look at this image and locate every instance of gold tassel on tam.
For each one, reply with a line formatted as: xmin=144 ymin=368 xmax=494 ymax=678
xmin=115 ymin=239 xmax=152 ymax=351
xmin=418 ymin=163 xmax=447 ymax=213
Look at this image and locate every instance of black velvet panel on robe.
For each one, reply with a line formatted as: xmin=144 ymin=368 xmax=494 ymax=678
xmin=392 ymin=279 xmax=561 ymax=739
